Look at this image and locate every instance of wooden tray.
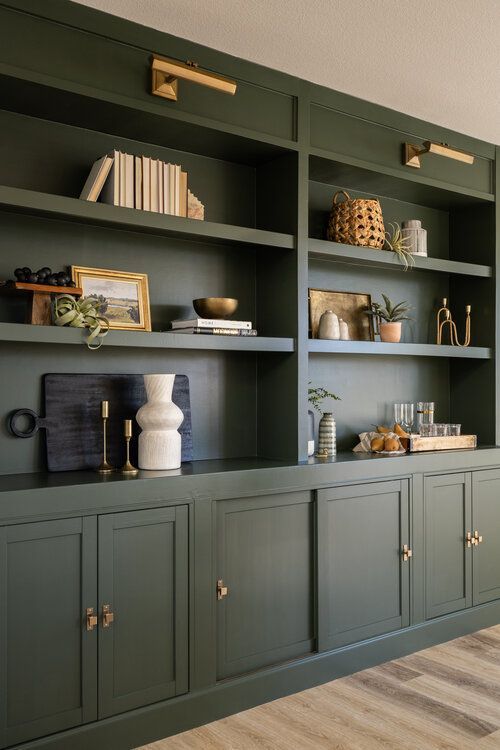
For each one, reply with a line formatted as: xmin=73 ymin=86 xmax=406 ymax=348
xmin=401 ymin=434 xmax=477 ymax=452
xmin=8 ymin=373 xmax=192 ymax=471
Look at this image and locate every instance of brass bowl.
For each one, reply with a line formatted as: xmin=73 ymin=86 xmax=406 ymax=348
xmin=193 ymin=297 xmax=239 ymax=319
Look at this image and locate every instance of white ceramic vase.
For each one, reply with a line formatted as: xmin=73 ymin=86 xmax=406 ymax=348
xmin=318 ymin=310 xmax=340 ymax=339
xmin=136 ymin=374 xmax=184 ymax=470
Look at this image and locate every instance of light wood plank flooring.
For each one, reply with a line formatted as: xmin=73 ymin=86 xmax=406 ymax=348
xmin=137 ymin=624 xmax=500 ymax=749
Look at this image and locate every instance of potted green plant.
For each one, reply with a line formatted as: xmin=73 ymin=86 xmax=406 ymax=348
xmin=365 ymin=294 xmax=412 ymax=343
xmin=308 ymin=383 xmax=341 ymax=457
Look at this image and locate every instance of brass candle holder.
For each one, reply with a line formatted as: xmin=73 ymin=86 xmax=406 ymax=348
xmin=120 ymin=419 xmax=138 ymax=476
xmin=97 ymin=400 xmax=114 ymax=474
xmin=436 ymin=298 xmax=471 ymax=347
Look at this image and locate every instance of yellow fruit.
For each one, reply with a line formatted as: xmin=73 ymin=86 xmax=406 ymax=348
xmin=371 ymin=437 xmax=385 ymax=452
xmin=385 ymin=437 xmax=400 ymax=452
xmin=394 ymin=423 xmax=410 ymax=438
xmin=376 ymin=425 xmax=391 ymax=434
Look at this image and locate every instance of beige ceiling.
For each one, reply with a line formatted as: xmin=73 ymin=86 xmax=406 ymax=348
xmin=73 ymin=0 xmax=500 ymax=145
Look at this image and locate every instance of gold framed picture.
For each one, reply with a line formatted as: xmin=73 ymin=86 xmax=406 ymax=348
xmin=71 ymin=266 xmax=151 ymax=331
xmin=309 ymin=288 xmax=374 ymax=341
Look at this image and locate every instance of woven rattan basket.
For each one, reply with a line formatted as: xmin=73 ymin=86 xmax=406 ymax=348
xmin=327 ymin=190 xmax=385 ymax=249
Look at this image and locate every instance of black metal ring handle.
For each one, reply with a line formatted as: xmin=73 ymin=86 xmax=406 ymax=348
xmin=8 ymin=409 xmax=41 ymax=438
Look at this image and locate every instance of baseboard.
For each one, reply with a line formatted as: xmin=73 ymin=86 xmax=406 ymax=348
xmin=16 ymin=599 xmax=500 ymax=750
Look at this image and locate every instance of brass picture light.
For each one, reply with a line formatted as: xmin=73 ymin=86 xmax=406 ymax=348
xmin=404 ymin=140 xmax=474 ymax=169
xmin=151 ymin=54 xmax=237 ymax=101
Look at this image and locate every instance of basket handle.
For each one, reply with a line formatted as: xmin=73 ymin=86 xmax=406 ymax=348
xmin=332 ymin=190 xmax=351 ymax=205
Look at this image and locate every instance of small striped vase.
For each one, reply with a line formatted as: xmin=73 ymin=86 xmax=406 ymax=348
xmin=316 ymin=412 xmax=336 ymax=457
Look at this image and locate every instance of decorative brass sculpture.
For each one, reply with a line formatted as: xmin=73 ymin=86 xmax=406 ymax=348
xmin=436 ymin=298 xmax=471 ymax=347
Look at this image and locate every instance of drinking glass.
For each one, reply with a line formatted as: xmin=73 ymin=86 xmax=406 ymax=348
xmin=394 ymin=403 xmax=414 ymax=434
xmin=416 ymin=402 xmax=435 ymax=430
xmin=449 ymin=424 xmax=461 ymax=436
xmin=434 ymin=424 xmax=448 ymax=436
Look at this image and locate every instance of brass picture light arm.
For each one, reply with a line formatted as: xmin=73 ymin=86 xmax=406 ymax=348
xmin=151 ymin=54 xmax=237 ymax=101
xmin=404 ymin=140 xmax=474 ymax=168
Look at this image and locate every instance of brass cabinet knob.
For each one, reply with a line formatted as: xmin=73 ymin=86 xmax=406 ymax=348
xmin=402 ymin=544 xmax=413 ymax=562
xmin=473 ymin=530 xmax=483 ymax=545
xmin=216 ymin=579 xmax=229 ymax=600
xmin=466 ymin=531 xmax=473 ymax=548
xmin=86 ymin=607 xmax=98 ymax=632
xmin=102 ymin=604 xmax=115 ymax=628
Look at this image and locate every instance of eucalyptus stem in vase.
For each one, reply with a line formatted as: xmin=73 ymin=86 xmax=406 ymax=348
xmin=308 ymin=383 xmax=341 ymax=457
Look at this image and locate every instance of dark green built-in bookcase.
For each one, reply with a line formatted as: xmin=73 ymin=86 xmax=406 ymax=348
xmin=0 ymin=0 xmax=498 ymax=476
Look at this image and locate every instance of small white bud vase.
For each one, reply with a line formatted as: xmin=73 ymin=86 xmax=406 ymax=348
xmin=318 ymin=310 xmax=340 ymax=339
xmin=339 ymin=318 xmax=350 ymax=340
xmin=136 ymin=374 xmax=184 ymax=470
xmin=316 ymin=412 xmax=336 ymax=457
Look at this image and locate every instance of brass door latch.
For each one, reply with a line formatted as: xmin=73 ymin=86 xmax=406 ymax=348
xmin=466 ymin=530 xmax=473 ymax=548
xmin=102 ymin=604 xmax=115 ymax=628
xmin=86 ymin=607 xmax=98 ymax=632
xmin=217 ymin=579 xmax=228 ymax=600
xmin=402 ymin=544 xmax=413 ymax=562
xmin=473 ymin=530 xmax=483 ymax=546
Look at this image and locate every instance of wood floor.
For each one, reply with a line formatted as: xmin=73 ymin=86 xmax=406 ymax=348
xmin=137 ymin=624 xmax=500 ymax=749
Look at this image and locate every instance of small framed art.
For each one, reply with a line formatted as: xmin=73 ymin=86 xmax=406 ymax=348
xmin=309 ymin=288 xmax=374 ymax=341
xmin=71 ymin=266 xmax=151 ymax=331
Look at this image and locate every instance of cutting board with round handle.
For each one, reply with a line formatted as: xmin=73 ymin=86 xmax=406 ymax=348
xmin=8 ymin=373 xmax=192 ymax=471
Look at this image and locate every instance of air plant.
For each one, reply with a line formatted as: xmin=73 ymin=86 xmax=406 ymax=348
xmin=53 ymin=294 xmax=110 ymax=349
xmin=385 ymin=222 xmax=414 ymax=270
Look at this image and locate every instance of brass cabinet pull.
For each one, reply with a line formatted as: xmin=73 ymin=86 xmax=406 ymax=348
xmin=473 ymin=530 xmax=483 ymax=546
xmin=86 ymin=607 xmax=98 ymax=632
xmin=402 ymin=544 xmax=413 ymax=562
xmin=102 ymin=604 xmax=115 ymax=628
xmin=466 ymin=531 xmax=473 ymax=548
xmin=217 ymin=579 xmax=228 ymax=600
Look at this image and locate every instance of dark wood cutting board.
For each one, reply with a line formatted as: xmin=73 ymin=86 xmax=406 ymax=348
xmin=10 ymin=373 xmax=192 ymax=472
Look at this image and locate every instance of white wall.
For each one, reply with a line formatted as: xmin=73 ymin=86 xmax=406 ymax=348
xmin=73 ymin=0 xmax=500 ymax=145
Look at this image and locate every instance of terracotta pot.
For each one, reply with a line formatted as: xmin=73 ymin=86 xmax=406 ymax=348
xmin=380 ymin=321 xmax=402 ymax=343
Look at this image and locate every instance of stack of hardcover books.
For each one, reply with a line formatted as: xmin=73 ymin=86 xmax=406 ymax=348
xmin=171 ymin=317 xmax=257 ymax=336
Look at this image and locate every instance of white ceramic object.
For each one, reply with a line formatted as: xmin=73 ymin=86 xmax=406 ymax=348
xmin=401 ymin=219 xmax=427 ymax=257
xmin=136 ymin=374 xmax=184 ymax=470
xmin=339 ymin=318 xmax=350 ymax=340
xmin=318 ymin=310 xmax=340 ymax=339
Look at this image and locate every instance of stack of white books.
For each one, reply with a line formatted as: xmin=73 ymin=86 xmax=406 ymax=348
xmin=79 ymin=151 xmax=204 ymax=219
xmin=171 ymin=318 xmax=257 ymax=336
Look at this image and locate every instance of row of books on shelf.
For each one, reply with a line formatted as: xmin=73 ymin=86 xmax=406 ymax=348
xmin=171 ymin=317 xmax=257 ymax=336
xmin=79 ymin=150 xmax=204 ymax=219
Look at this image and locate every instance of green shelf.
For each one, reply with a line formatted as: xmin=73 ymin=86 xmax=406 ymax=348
xmin=308 ymin=339 xmax=492 ymax=359
xmin=0 ymin=322 xmax=295 ymax=353
xmin=308 ymin=239 xmax=493 ymax=278
xmin=0 ymin=186 xmax=295 ymax=250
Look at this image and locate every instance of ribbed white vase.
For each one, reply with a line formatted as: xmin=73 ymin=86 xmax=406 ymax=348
xmin=136 ymin=374 xmax=184 ymax=470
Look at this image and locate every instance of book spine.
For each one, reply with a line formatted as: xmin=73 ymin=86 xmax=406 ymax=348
xmin=180 ymin=170 xmax=188 ymax=217
xmin=169 ymin=164 xmax=175 ymax=215
xmin=134 ymin=156 xmax=142 ymax=210
xmin=119 ymin=152 xmax=126 ymax=207
xmin=172 ymin=319 xmax=252 ymax=330
xmin=157 ymin=159 xmax=164 ymax=214
xmin=124 ymin=153 xmax=134 ymax=208
xmin=150 ymin=159 xmax=158 ymax=213
xmin=175 ymin=328 xmax=258 ymax=336
xmin=142 ymin=157 xmax=150 ymax=211
xmin=174 ymin=165 xmax=181 ymax=216
xmin=163 ymin=162 xmax=169 ymax=214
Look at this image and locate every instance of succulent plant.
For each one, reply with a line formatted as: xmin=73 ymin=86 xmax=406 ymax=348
xmin=385 ymin=222 xmax=414 ymax=270
xmin=365 ymin=294 xmax=413 ymax=323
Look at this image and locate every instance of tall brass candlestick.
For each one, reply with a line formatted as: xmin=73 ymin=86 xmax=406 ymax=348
xmin=120 ymin=419 xmax=138 ymax=476
xmin=97 ymin=400 xmax=114 ymax=474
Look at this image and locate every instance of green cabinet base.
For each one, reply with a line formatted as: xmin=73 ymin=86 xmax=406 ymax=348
xmin=12 ymin=598 xmax=500 ymax=750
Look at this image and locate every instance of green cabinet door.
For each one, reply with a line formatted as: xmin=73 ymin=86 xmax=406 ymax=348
xmin=98 ymin=507 xmax=188 ymax=718
xmin=317 ymin=480 xmax=410 ymax=651
xmin=216 ymin=492 xmax=314 ymax=679
xmin=424 ymin=473 xmax=472 ymax=619
xmin=472 ymin=469 xmax=500 ymax=606
xmin=0 ymin=517 xmax=97 ymax=749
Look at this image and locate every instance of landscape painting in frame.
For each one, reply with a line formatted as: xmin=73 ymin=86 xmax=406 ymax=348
xmin=71 ymin=266 xmax=151 ymax=331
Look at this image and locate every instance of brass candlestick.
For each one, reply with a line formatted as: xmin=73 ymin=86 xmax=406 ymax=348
xmin=436 ymin=298 xmax=471 ymax=347
xmin=97 ymin=400 xmax=114 ymax=474
xmin=120 ymin=419 xmax=138 ymax=476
